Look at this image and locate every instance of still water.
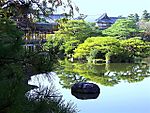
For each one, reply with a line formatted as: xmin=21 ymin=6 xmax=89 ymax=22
xmin=28 ymin=61 xmax=150 ymax=113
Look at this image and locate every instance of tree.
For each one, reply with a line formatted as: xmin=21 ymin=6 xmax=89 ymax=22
xmin=73 ymin=37 xmax=150 ymax=63
xmin=44 ymin=19 xmax=102 ymax=55
xmin=0 ymin=1 xmax=79 ymax=112
xmin=0 ymin=0 xmax=79 ymax=31
xmin=134 ymin=13 xmax=139 ymax=22
xmin=120 ymin=38 xmax=150 ymax=58
xmin=102 ymin=19 xmax=139 ymax=39
xmin=141 ymin=10 xmax=150 ymax=21
xmin=0 ymin=17 xmax=78 ymax=113
xmin=128 ymin=13 xmax=139 ymax=22
xmin=0 ymin=18 xmax=23 ymax=61
xmin=138 ymin=21 xmax=150 ymax=41
xmin=128 ymin=14 xmax=135 ymax=20
xmin=0 ymin=0 xmax=78 ymax=17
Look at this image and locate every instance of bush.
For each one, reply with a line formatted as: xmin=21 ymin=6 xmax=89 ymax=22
xmin=73 ymin=37 xmax=150 ymax=63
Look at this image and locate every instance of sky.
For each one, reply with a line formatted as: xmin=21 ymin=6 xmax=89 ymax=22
xmin=72 ymin=0 xmax=150 ymax=18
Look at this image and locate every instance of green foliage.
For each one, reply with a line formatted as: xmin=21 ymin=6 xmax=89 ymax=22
xmin=0 ymin=18 xmax=23 ymax=60
xmin=57 ymin=19 xmax=96 ymax=42
xmin=73 ymin=37 xmax=120 ymax=61
xmin=120 ymin=37 xmax=150 ymax=58
xmin=0 ymin=0 xmax=78 ymax=20
xmin=56 ymin=60 xmax=150 ymax=87
xmin=73 ymin=37 xmax=150 ymax=63
xmin=102 ymin=19 xmax=139 ymax=39
xmin=141 ymin=10 xmax=150 ymax=21
xmin=44 ymin=19 xmax=102 ymax=55
xmin=128 ymin=13 xmax=139 ymax=22
xmin=0 ymin=17 xmax=77 ymax=113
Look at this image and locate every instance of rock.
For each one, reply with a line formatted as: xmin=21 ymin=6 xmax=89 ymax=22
xmin=71 ymin=82 xmax=100 ymax=94
xmin=71 ymin=82 xmax=100 ymax=100
xmin=71 ymin=92 xmax=100 ymax=100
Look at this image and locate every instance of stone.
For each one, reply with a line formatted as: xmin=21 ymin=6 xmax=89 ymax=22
xmin=71 ymin=82 xmax=100 ymax=100
xmin=71 ymin=92 xmax=100 ymax=100
xmin=71 ymin=82 xmax=100 ymax=94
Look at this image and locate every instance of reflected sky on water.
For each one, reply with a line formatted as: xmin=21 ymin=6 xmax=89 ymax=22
xmin=28 ymin=62 xmax=150 ymax=113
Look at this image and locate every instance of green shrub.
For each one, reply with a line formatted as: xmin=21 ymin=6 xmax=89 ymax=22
xmin=73 ymin=37 xmax=150 ymax=63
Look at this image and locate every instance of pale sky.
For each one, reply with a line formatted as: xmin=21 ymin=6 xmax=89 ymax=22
xmin=72 ymin=0 xmax=150 ymax=17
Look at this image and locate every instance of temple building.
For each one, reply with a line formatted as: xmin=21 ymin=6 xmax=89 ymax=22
xmin=16 ymin=14 xmax=68 ymax=44
xmin=95 ymin=13 xmax=119 ymax=30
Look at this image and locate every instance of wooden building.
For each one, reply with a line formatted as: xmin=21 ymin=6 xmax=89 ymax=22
xmin=17 ymin=14 xmax=67 ymax=44
xmin=95 ymin=13 xmax=118 ymax=30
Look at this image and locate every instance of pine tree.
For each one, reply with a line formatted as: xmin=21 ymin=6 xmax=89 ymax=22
xmin=142 ymin=10 xmax=150 ymax=21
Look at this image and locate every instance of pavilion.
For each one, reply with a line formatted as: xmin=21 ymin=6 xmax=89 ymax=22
xmin=95 ymin=13 xmax=118 ymax=30
xmin=17 ymin=14 xmax=67 ymax=44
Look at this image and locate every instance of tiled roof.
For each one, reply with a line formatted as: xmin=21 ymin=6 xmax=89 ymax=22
xmin=48 ymin=14 xmax=67 ymax=20
xmin=39 ymin=14 xmax=67 ymax=21
xmin=96 ymin=13 xmax=118 ymax=24
xmin=110 ymin=17 xmax=119 ymax=23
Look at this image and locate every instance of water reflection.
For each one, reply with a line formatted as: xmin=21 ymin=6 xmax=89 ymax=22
xmin=71 ymin=92 xmax=100 ymax=100
xmin=0 ymin=69 xmax=78 ymax=113
xmin=56 ymin=60 xmax=150 ymax=88
xmin=26 ymin=61 xmax=150 ymax=113
xmin=27 ymin=73 xmax=78 ymax=113
xmin=27 ymin=73 xmax=62 ymax=100
xmin=26 ymin=60 xmax=150 ymax=113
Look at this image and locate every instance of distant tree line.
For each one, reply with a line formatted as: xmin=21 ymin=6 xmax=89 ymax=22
xmin=45 ymin=9 xmax=150 ymax=63
xmin=127 ymin=10 xmax=150 ymax=41
xmin=127 ymin=10 xmax=150 ymax=22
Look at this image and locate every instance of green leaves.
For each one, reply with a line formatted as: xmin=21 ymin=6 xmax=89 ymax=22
xmin=103 ymin=19 xmax=139 ymax=39
xmin=73 ymin=37 xmax=150 ymax=63
xmin=73 ymin=37 xmax=119 ymax=59
xmin=0 ymin=18 xmax=23 ymax=60
xmin=120 ymin=37 xmax=150 ymax=57
xmin=45 ymin=19 xmax=102 ymax=55
xmin=0 ymin=17 xmax=78 ymax=113
xmin=141 ymin=10 xmax=150 ymax=21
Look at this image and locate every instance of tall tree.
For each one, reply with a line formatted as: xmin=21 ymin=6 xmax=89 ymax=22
xmin=0 ymin=0 xmax=79 ymax=27
xmin=128 ymin=13 xmax=139 ymax=22
xmin=141 ymin=10 xmax=150 ymax=21
xmin=44 ymin=19 xmax=102 ymax=55
xmin=0 ymin=2 xmax=78 ymax=113
xmin=134 ymin=13 xmax=139 ymax=22
xmin=0 ymin=0 xmax=78 ymax=16
xmin=128 ymin=14 xmax=135 ymax=20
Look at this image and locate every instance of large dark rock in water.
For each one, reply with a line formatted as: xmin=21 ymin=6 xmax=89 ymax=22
xmin=71 ymin=82 xmax=100 ymax=100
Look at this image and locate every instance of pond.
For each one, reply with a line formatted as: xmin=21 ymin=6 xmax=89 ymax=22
xmin=28 ymin=60 xmax=150 ymax=113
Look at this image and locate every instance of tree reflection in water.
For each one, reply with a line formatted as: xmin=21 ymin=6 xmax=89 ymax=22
xmin=56 ymin=60 xmax=150 ymax=88
xmin=0 ymin=16 xmax=78 ymax=113
xmin=27 ymin=73 xmax=78 ymax=113
xmin=0 ymin=70 xmax=78 ymax=113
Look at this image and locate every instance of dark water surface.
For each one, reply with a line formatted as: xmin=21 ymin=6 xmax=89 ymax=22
xmin=28 ymin=61 xmax=150 ymax=113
